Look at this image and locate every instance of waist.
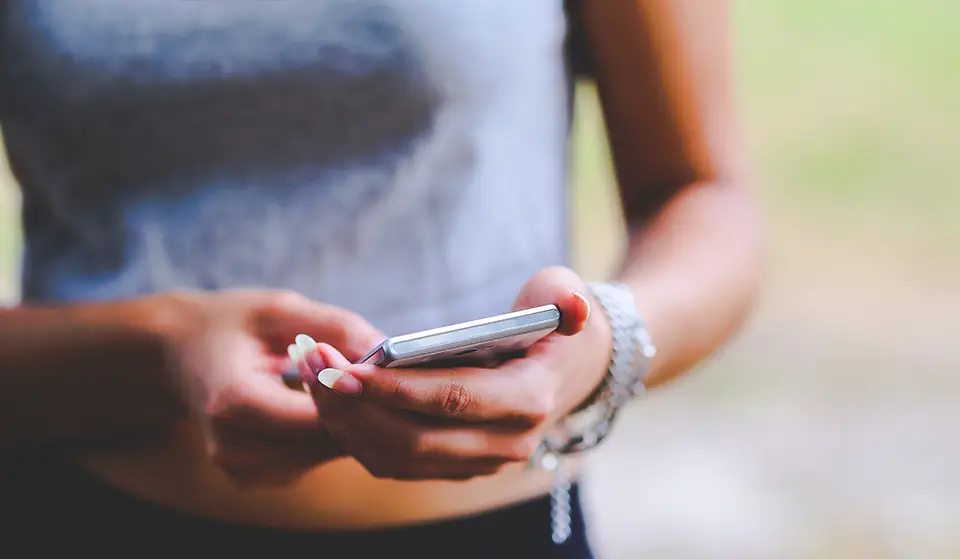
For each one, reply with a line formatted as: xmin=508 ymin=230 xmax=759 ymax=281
xmin=3 ymin=426 xmax=591 ymax=555
xmin=63 ymin=423 xmax=579 ymax=530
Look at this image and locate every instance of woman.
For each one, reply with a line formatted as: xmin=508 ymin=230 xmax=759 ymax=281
xmin=0 ymin=0 xmax=760 ymax=557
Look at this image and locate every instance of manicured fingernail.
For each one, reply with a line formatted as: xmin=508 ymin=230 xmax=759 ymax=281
xmin=295 ymin=334 xmax=317 ymax=355
xmin=317 ymin=368 xmax=362 ymax=397
xmin=572 ymin=290 xmax=591 ymax=321
xmin=295 ymin=334 xmax=327 ymax=372
xmin=287 ymin=344 xmax=303 ymax=363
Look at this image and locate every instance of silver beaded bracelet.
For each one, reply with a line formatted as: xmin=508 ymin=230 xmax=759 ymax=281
xmin=530 ymin=281 xmax=657 ymax=544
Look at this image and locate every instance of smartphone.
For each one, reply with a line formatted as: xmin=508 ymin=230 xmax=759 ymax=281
xmin=359 ymin=304 xmax=560 ymax=368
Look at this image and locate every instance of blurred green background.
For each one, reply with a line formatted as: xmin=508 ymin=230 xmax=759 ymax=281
xmin=571 ymin=2 xmax=959 ymax=557
xmin=0 ymin=0 xmax=957 ymax=557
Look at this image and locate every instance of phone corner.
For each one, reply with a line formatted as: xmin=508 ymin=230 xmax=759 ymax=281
xmin=380 ymin=339 xmax=399 ymax=361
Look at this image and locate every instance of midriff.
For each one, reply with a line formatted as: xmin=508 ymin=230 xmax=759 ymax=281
xmin=74 ymin=421 xmax=575 ymax=530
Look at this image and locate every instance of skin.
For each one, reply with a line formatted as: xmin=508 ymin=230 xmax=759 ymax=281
xmin=299 ymin=268 xmax=599 ymax=483
xmin=0 ymin=0 xmax=760 ymax=529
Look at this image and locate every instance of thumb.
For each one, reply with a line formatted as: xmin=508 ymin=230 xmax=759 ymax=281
xmin=258 ymin=293 xmax=385 ymax=362
xmin=513 ymin=266 xmax=591 ymax=336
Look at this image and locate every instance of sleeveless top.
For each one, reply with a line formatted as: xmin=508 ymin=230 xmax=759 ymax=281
xmin=0 ymin=0 xmax=573 ymax=336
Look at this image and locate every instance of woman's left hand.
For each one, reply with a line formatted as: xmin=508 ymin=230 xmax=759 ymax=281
xmin=298 ymin=267 xmax=612 ymax=481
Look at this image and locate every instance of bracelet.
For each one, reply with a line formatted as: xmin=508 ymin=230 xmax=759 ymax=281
xmin=530 ymin=281 xmax=656 ymax=545
xmin=540 ymin=281 xmax=656 ymax=456
xmin=590 ymin=281 xmax=657 ymax=409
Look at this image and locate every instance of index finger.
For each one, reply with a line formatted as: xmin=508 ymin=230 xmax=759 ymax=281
xmin=258 ymin=294 xmax=385 ymax=361
xmin=342 ymin=360 xmax=553 ymax=427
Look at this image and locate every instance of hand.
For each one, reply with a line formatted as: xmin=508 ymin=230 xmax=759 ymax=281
xmin=159 ymin=289 xmax=384 ymax=487
xmin=297 ymin=267 xmax=611 ymax=482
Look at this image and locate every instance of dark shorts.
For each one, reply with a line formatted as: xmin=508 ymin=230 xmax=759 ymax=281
xmin=2 ymin=452 xmax=595 ymax=558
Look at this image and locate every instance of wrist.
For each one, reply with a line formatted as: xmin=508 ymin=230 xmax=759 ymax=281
xmin=0 ymin=295 xmax=196 ymax=446
xmin=569 ymin=293 xmax=614 ymax=414
xmin=76 ymin=293 xmax=193 ymax=380
xmin=539 ymin=282 xmax=656 ymax=456
xmin=71 ymin=294 xmax=196 ymax=429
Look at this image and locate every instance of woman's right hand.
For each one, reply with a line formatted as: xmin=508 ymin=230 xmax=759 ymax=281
xmin=157 ymin=289 xmax=384 ymax=487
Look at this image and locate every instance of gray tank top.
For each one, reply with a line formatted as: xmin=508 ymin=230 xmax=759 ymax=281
xmin=0 ymin=0 xmax=573 ymax=335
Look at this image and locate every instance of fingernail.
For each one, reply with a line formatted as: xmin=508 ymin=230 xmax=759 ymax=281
xmin=295 ymin=334 xmax=317 ymax=355
xmin=317 ymin=368 xmax=362 ymax=397
xmin=295 ymin=334 xmax=327 ymax=372
xmin=287 ymin=344 xmax=303 ymax=364
xmin=572 ymin=290 xmax=591 ymax=321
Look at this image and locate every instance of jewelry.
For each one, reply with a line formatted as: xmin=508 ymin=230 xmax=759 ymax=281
xmin=530 ymin=281 xmax=656 ymax=544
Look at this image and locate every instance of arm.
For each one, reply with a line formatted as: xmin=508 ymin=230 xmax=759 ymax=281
xmin=0 ymin=298 xmax=187 ymax=448
xmin=270 ymin=2 xmax=763 ymax=482
xmin=577 ymin=0 xmax=763 ymax=386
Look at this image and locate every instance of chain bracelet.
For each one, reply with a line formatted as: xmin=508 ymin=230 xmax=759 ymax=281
xmin=549 ymin=456 xmax=573 ymax=544
xmin=531 ymin=282 xmax=657 ymax=546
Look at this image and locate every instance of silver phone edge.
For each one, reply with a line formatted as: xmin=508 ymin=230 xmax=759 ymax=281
xmin=360 ymin=305 xmax=560 ymax=367
xmin=382 ymin=305 xmax=560 ymax=364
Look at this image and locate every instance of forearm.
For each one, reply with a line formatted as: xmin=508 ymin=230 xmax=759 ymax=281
xmin=618 ymin=182 xmax=762 ymax=387
xmin=0 ymin=298 xmax=188 ymax=448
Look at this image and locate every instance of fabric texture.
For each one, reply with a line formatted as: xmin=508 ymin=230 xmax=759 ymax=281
xmin=0 ymin=0 xmax=573 ymax=335
xmin=0 ymin=2 xmax=585 ymax=555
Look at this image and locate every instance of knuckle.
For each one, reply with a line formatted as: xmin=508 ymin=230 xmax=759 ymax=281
xmin=532 ymin=360 xmax=558 ymax=392
xmin=407 ymin=433 xmax=438 ymax=458
xmin=436 ymin=381 xmax=474 ymax=418
xmin=340 ymin=318 xmax=382 ymax=353
xmin=265 ymin=289 xmax=308 ymax=312
xmin=515 ymin=364 xmax=542 ymax=398
xmin=516 ymin=393 xmax=552 ymax=426
xmin=505 ymin=433 xmax=543 ymax=462
xmin=516 ymin=366 xmax=554 ymax=424
xmin=319 ymin=315 xmax=361 ymax=356
xmin=394 ymin=430 xmax=425 ymax=459
xmin=324 ymin=314 xmax=352 ymax=346
xmin=251 ymin=290 xmax=308 ymax=330
xmin=387 ymin=375 xmax=415 ymax=404
xmin=527 ymin=393 xmax=554 ymax=424
xmin=330 ymin=307 xmax=367 ymax=331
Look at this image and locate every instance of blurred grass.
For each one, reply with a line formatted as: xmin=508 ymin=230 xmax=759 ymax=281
xmin=573 ymin=0 xmax=960 ymax=278
xmin=569 ymin=4 xmax=960 ymax=555
xmin=739 ymin=0 xmax=960 ymax=259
